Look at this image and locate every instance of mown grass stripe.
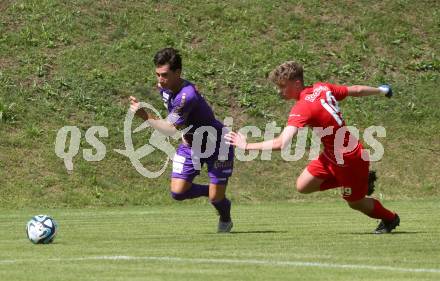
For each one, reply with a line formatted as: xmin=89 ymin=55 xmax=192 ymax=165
xmin=1 ymin=255 xmax=439 ymax=274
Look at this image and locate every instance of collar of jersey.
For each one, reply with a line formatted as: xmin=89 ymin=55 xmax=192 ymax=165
xmin=161 ymin=80 xmax=191 ymax=97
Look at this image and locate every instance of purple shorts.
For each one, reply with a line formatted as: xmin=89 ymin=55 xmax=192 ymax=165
xmin=171 ymin=143 xmax=234 ymax=185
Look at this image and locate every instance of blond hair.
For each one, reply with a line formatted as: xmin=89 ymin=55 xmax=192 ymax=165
xmin=269 ymin=61 xmax=304 ymax=85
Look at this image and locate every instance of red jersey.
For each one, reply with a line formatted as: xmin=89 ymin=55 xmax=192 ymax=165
xmin=287 ymin=82 xmax=359 ymax=162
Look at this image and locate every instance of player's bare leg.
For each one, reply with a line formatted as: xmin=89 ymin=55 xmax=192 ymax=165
xmin=296 ymin=167 xmax=400 ymax=234
xmin=296 ymin=168 xmax=324 ymax=194
xmin=347 ymin=197 xmax=374 ymax=214
xmin=209 ymin=183 xmax=233 ymax=233
xmin=209 ymin=183 xmax=226 ymax=202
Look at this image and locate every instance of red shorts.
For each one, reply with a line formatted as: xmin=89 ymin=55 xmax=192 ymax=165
xmin=307 ymin=144 xmax=369 ymax=202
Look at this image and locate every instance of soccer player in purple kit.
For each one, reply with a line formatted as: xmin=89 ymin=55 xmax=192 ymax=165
xmin=129 ymin=48 xmax=234 ymax=233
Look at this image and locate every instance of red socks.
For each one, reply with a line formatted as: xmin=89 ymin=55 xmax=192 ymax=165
xmin=368 ymin=199 xmax=395 ymax=221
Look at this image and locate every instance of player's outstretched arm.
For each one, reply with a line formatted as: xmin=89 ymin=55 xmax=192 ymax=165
xmin=347 ymin=84 xmax=393 ymax=98
xmin=225 ymin=126 xmax=298 ymax=151
xmin=129 ymin=96 xmax=178 ymax=136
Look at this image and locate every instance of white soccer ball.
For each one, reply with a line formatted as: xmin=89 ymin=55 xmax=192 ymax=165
xmin=26 ymin=215 xmax=58 ymax=244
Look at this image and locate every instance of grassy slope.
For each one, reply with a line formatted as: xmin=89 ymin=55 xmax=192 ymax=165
xmin=0 ymin=0 xmax=439 ymax=207
xmin=0 ymin=201 xmax=439 ymax=281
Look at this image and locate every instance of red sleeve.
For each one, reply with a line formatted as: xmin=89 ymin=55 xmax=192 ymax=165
xmin=287 ymin=101 xmax=311 ymax=128
xmin=327 ymin=83 xmax=348 ymax=101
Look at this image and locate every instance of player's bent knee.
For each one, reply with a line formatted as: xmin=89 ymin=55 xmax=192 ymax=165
xmin=296 ymin=181 xmax=312 ymax=194
xmin=295 ymin=179 xmax=303 ymax=193
xmin=170 ymin=178 xmax=192 ymax=194
xmin=296 ymin=174 xmax=323 ymax=194
xmin=296 ymin=175 xmax=311 ymax=193
xmin=296 ymin=184 xmax=306 ymax=194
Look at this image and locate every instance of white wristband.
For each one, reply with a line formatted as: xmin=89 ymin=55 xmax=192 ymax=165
xmin=378 ymin=86 xmax=389 ymax=95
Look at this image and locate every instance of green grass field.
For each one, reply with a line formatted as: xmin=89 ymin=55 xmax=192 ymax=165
xmin=1 ymin=1 xmax=439 ymax=280
xmin=1 ymin=200 xmax=439 ymax=281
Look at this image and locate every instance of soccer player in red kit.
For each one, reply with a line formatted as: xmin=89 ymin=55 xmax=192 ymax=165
xmin=225 ymin=61 xmax=399 ymax=234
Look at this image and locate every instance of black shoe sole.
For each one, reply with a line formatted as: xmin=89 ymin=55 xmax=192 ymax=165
xmin=374 ymin=214 xmax=400 ymax=234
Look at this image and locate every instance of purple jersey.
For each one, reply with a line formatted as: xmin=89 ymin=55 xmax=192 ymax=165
xmin=159 ymin=80 xmax=234 ymax=184
xmin=159 ymin=80 xmax=224 ymax=144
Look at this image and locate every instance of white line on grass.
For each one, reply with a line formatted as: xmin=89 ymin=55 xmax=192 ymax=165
xmin=1 ymin=255 xmax=440 ymax=274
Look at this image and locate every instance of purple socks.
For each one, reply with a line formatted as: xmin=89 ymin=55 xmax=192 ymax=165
xmin=211 ymin=198 xmax=231 ymax=222
xmin=170 ymin=183 xmax=209 ymax=201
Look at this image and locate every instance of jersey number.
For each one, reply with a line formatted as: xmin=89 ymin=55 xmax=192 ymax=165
xmin=320 ymin=91 xmax=343 ymax=126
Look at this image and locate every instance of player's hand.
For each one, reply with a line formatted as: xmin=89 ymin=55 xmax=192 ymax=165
xmin=225 ymin=131 xmax=247 ymax=150
xmin=129 ymin=96 xmax=148 ymax=120
xmin=379 ymin=84 xmax=393 ymax=98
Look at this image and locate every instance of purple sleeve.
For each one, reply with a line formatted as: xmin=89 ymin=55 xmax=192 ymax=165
xmin=166 ymin=88 xmax=197 ymax=127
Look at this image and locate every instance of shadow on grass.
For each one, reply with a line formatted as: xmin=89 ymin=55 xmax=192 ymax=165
xmin=203 ymin=230 xmax=288 ymax=235
xmin=227 ymin=230 xmax=289 ymax=234
xmin=232 ymin=230 xmax=288 ymax=234
xmin=345 ymin=231 xmax=424 ymax=235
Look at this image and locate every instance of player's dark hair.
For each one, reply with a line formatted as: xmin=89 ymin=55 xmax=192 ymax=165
xmin=153 ymin=48 xmax=182 ymax=71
